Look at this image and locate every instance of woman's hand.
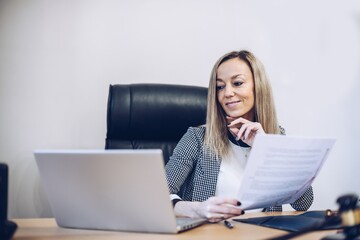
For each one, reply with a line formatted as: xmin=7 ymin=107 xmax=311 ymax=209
xmin=175 ymin=197 xmax=243 ymax=223
xmin=196 ymin=197 xmax=243 ymax=222
xmin=227 ymin=116 xmax=265 ymax=146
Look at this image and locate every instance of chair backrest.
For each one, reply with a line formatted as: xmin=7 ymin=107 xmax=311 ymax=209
xmin=0 ymin=163 xmax=17 ymax=239
xmin=0 ymin=163 xmax=8 ymax=223
xmin=105 ymin=84 xmax=208 ymax=165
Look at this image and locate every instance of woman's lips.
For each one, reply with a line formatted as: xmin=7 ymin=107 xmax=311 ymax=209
xmin=226 ymin=100 xmax=241 ymax=108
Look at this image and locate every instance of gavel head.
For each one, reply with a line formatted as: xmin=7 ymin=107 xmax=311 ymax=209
xmin=335 ymin=194 xmax=360 ymax=239
xmin=336 ymin=194 xmax=359 ymax=212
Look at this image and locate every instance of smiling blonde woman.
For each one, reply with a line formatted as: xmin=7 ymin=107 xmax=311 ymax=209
xmin=165 ymin=50 xmax=313 ymax=222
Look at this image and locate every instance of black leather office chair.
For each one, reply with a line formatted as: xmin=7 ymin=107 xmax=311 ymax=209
xmin=105 ymin=84 xmax=208 ymax=165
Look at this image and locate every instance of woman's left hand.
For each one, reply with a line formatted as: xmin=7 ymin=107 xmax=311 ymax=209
xmin=227 ymin=116 xmax=265 ymax=146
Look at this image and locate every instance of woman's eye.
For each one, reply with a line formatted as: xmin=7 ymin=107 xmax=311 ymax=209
xmin=234 ymin=81 xmax=243 ymax=87
xmin=216 ymin=85 xmax=225 ymax=90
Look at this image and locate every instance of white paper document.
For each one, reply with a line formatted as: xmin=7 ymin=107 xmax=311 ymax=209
xmin=237 ymin=134 xmax=335 ymax=210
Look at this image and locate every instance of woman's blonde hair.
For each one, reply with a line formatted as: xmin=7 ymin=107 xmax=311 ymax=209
xmin=204 ymin=50 xmax=280 ymax=157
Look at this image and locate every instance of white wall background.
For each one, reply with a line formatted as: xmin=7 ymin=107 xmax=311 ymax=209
xmin=1 ymin=0 xmax=359 ymax=218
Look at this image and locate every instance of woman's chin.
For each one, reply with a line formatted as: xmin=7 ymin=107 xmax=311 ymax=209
xmin=226 ymin=113 xmax=242 ymax=119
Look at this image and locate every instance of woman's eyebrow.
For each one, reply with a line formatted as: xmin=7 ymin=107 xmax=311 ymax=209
xmin=217 ymin=74 xmax=246 ymax=82
xmin=231 ymin=74 xmax=246 ymax=80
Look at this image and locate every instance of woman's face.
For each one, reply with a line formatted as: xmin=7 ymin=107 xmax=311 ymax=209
xmin=216 ymin=58 xmax=255 ymax=121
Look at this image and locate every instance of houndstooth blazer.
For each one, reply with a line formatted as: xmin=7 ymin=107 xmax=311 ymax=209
xmin=165 ymin=126 xmax=314 ymax=212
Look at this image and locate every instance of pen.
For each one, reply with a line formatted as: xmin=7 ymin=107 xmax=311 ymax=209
xmin=224 ymin=220 xmax=234 ymax=229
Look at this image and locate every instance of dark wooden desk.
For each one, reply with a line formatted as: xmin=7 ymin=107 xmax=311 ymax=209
xmin=13 ymin=212 xmax=338 ymax=240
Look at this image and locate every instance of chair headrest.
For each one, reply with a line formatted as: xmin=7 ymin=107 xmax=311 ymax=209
xmin=106 ymin=84 xmax=208 ymax=142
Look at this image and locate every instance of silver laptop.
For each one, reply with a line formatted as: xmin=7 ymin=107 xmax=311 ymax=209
xmin=34 ymin=149 xmax=206 ymax=233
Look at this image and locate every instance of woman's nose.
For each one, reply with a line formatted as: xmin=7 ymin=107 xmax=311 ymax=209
xmin=224 ymin=86 xmax=235 ymax=97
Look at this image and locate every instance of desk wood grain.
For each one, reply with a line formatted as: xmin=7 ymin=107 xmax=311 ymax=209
xmin=13 ymin=212 xmax=338 ymax=240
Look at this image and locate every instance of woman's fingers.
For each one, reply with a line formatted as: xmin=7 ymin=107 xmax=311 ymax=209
xmin=236 ymin=122 xmax=250 ymax=140
xmin=227 ymin=117 xmax=251 ymax=127
xmin=197 ymin=197 xmax=243 ymax=222
xmin=207 ymin=204 xmax=242 ymax=216
xmin=229 ymin=127 xmax=238 ymax=137
xmin=207 ymin=196 xmax=240 ymax=206
xmin=243 ymin=122 xmax=264 ymax=140
xmin=204 ymin=210 xmax=241 ymax=223
xmin=206 ymin=204 xmax=244 ymax=222
xmin=227 ymin=117 xmax=265 ymax=146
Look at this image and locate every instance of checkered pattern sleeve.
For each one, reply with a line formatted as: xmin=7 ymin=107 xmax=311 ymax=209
xmin=290 ymin=186 xmax=314 ymax=211
xmin=165 ymin=127 xmax=202 ymax=197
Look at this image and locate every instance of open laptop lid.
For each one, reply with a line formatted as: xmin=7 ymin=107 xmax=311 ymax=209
xmin=34 ymin=149 xmax=181 ymax=233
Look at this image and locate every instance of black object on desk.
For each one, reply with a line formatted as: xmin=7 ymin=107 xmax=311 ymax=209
xmin=0 ymin=163 xmax=17 ymax=240
xmin=233 ymin=211 xmax=341 ymax=232
xmin=235 ymin=194 xmax=360 ymax=240
xmin=224 ymin=220 xmax=234 ymax=229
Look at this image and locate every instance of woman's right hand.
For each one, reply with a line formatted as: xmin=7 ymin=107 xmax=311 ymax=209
xmin=175 ymin=197 xmax=243 ymax=222
xmin=227 ymin=116 xmax=265 ymax=147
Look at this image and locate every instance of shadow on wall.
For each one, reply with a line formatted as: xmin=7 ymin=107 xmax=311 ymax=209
xmin=34 ymin=175 xmax=52 ymax=217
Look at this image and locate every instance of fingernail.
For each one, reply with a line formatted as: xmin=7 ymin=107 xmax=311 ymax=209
xmin=237 ymin=201 xmax=241 ymax=206
xmin=241 ymin=210 xmax=245 ymax=215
